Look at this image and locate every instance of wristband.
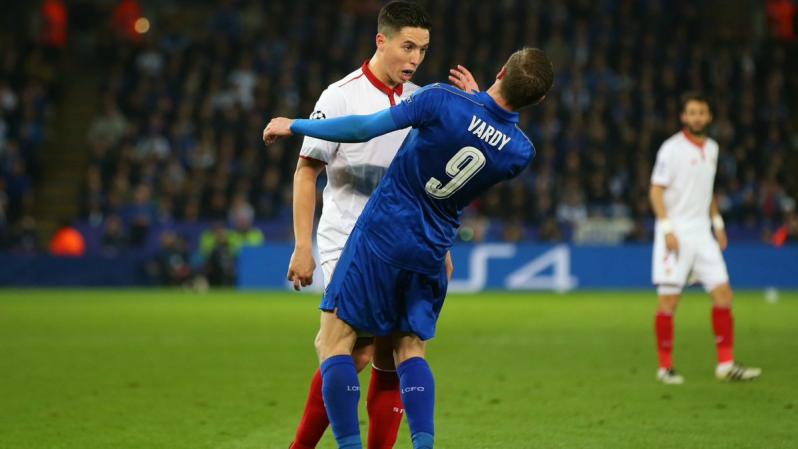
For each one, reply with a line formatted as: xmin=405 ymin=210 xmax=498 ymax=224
xmin=712 ymin=215 xmax=725 ymax=231
xmin=659 ymin=219 xmax=673 ymax=234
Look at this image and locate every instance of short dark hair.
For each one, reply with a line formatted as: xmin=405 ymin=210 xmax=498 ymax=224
xmin=499 ymin=48 xmax=554 ymax=110
xmin=680 ymin=92 xmax=711 ymax=113
xmin=377 ymin=1 xmax=431 ymax=36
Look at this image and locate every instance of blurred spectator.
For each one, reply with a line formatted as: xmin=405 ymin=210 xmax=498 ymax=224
xmin=204 ymin=224 xmax=236 ymax=286
xmin=0 ymin=179 xmax=7 ymax=249
xmin=772 ymin=200 xmax=798 ymax=246
xmin=73 ymin=0 xmax=796 ymax=250
xmin=40 ymin=0 xmax=68 ymax=51
xmin=767 ymin=0 xmax=797 ymax=41
xmin=49 ymin=220 xmax=86 ymax=257
xmin=101 ymin=214 xmax=128 ymax=256
xmin=148 ymin=230 xmax=192 ymax=285
xmin=123 ymin=184 xmax=155 ymax=246
xmin=112 ymin=0 xmax=144 ymax=44
xmin=87 ymin=96 xmax=128 ymax=147
xmin=11 ymin=215 xmax=39 ymax=254
xmin=538 ymin=217 xmax=564 ymax=243
xmin=227 ymin=194 xmax=263 ymax=254
xmin=624 ymin=218 xmax=651 ymax=243
xmin=199 ymin=221 xmax=226 ymax=259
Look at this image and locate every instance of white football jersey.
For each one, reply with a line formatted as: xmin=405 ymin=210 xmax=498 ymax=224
xmin=299 ymin=60 xmax=420 ymax=268
xmin=650 ymin=130 xmax=719 ymax=232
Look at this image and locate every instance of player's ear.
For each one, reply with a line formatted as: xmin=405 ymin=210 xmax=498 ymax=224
xmin=497 ymin=66 xmax=507 ymax=80
xmin=375 ymin=33 xmax=386 ymax=51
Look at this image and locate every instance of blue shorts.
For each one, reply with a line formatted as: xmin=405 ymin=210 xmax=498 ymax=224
xmin=320 ymin=226 xmax=448 ymax=341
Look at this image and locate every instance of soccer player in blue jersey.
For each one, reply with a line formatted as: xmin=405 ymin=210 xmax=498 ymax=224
xmin=264 ymin=48 xmax=553 ymax=449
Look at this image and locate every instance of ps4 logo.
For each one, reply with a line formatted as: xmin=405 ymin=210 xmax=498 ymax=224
xmin=448 ymin=244 xmax=578 ymax=293
xmin=285 ymin=244 xmax=578 ymax=293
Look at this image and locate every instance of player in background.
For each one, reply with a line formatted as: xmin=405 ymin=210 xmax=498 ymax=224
xmin=649 ymin=93 xmax=762 ymax=384
xmin=286 ymin=2 xmax=478 ymax=448
xmin=265 ymin=47 xmax=554 ymax=449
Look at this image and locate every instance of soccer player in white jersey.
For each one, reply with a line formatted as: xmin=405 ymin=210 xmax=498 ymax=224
xmin=286 ymin=3 xmax=474 ymax=448
xmin=649 ymin=93 xmax=761 ymax=384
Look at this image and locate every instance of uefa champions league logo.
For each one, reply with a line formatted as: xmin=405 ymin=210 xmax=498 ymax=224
xmin=309 ymin=110 xmax=326 ymax=120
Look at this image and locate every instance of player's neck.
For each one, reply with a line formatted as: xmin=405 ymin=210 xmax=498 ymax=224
xmin=368 ymin=55 xmax=399 ymax=88
xmin=683 ymin=128 xmax=707 ymax=144
xmin=486 ymin=84 xmax=514 ymax=112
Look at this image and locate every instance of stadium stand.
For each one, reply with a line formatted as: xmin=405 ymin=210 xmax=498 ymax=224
xmin=2 ymin=1 xmax=797 ymax=279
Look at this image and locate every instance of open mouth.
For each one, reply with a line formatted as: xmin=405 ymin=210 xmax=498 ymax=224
xmin=400 ymin=69 xmax=415 ymax=79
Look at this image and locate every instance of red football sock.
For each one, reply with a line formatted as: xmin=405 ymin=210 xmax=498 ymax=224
xmin=655 ymin=312 xmax=674 ymax=369
xmin=366 ymin=367 xmax=404 ymax=449
xmin=290 ymin=369 xmax=329 ymax=449
xmin=712 ymin=306 xmax=734 ymax=364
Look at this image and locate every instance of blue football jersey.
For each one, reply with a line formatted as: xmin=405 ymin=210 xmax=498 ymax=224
xmin=355 ymin=84 xmax=536 ymax=274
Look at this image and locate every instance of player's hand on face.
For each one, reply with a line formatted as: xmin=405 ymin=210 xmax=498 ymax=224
xmin=449 ymin=65 xmax=480 ymax=93
xmin=665 ymin=232 xmax=679 ymax=255
xmin=287 ymin=246 xmax=316 ymax=291
xmin=262 ymin=118 xmax=294 ymax=145
xmin=715 ymin=229 xmax=728 ymax=251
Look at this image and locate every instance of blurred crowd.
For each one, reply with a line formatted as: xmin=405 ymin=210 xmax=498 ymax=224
xmin=4 ymin=1 xmax=798 ymax=272
xmin=0 ymin=31 xmax=56 ymax=252
xmin=79 ymin=0 xmax=797 ymax=255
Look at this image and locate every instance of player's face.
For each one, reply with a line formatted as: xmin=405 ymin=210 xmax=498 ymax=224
xmin=680 ymin=100 xmax=712 ymax=136
xmin=377 ymin=27 xmax=430 ymax=84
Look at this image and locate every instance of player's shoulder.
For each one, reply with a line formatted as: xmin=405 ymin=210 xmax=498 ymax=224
xmin=511 ymin=125 xmax=536 ymax=159
xmin=659 ymin=131 xmax=686 ymax=153
xmin=411 ymin=83 xmax=475 ymax=101
xmin=331 ymin=66 xmax=366 ymax=90
xmin=312 ymin=68 xmax=365 ymax=108
xmin=401 ymin=81 xmax=422 ymax=96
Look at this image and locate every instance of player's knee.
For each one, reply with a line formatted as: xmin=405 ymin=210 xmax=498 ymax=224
xmin=712 ymin=283 xmax=733 ymax=307
xmin=351 ymin=344 xmax=373 ymax=372
xmin=314 ymin=331 xmax=345 ymax=361
xmin=657 ymin=294 xmax=680 ymax=313
xmin=393 ymin=334 xmax=426 ymax=365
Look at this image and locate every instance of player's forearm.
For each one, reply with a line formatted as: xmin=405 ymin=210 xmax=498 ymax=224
xmin=710 ymin=197 xmax=721 ymax=218
xmin=710 ymin=197 xmax=725 ymax=231
xmin=290 ymin=109 xmax=400 ymax=143
xmin=292 ymin=161 xmax=323 ymax=249
xmin=649 ymin=185 xmax=669 ymax=221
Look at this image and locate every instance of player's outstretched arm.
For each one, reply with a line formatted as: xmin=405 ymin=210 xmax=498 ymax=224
xmin=263 ymin=109 xmax=401 ymax=145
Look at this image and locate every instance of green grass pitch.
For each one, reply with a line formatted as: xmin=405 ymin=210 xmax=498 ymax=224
xmin=1 ymin=290 xmax=796 ymax=449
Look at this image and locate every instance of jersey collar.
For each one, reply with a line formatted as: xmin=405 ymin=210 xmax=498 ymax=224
xmin=362 ymin=59 xmax=403 ymax=100
xmin=682 ymin=128 xmax=706 ymax=149
xmin=476 ymin=91 xmax=519 ymax=123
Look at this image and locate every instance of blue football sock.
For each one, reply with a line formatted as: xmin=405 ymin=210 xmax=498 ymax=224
xmin=398 ymin=357 xmax=435 ymax=449
xmin=320 ymin=355 xmax=362 ymax=449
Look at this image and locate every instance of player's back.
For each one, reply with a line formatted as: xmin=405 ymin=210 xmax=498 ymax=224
xmin=358 ymin=84 xmax=535 ymax=274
